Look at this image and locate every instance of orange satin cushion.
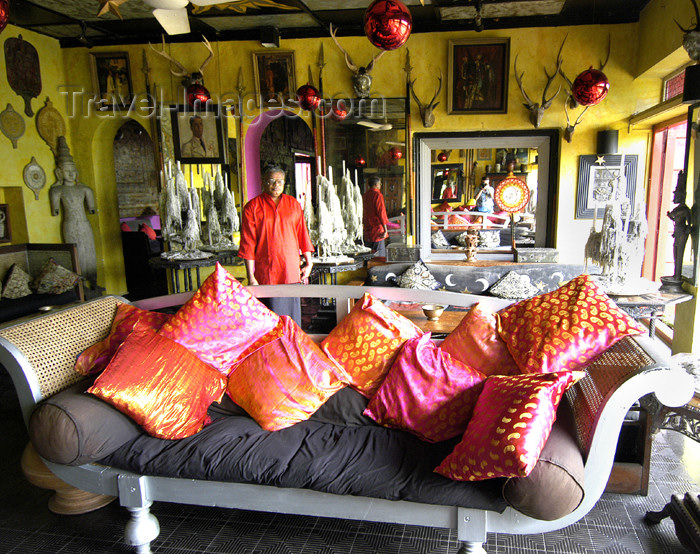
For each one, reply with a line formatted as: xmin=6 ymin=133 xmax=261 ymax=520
xmin=321 ymin=292 xmax=423 ymax=398
xmin=364 ymin=333 xmax=485 ymax=443
xmin=498 ymin=274 xmax=645 ymax=374
xmin=434 ymin=370 xmax=585 ymax=481
xmin=74 ymin=303 xmax=171 ymax=376
xmin=88 ymin=325 xmax=227 ymax=440
xmin=440 ymin=303 xmax=520 ymax=377
xmin=226 ymin=316 xmax=349 ymax=431
xmin=160 ymin=263 xmax=282 ymax=375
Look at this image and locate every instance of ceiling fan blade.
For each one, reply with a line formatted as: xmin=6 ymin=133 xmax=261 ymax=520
xmin=152 ymin=7 xmax=191 ymax=35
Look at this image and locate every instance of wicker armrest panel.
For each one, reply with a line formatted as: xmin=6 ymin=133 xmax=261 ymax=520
xmin=566 ymin=336 xmax=654 ymax=458
xmin=0 ymin=296 xmax=122 ymax=399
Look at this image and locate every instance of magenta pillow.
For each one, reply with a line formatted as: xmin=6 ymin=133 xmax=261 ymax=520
xmin=364 ymin=333 xmax=486 ymax=443
xmin=159 ymin=263 xmax=282 ymax=374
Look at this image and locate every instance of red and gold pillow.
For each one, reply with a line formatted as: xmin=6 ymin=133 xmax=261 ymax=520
xmin=364 ymin=333 xmax=485 ymax=443
xmin=88 ymin=325 xmax=227 ymax=440
xmin=440 ymin=303 xmax=520 ymax=377
xmin=435 ymin=370 xmax=585 ymax=481
xmin=321 ymin=292 xmax=423 ymax=398
xmin=74 ymin=302 xmax=171 ymax=376
xmin=498 ymin=274 xmax=645 ymax=374
xmin=226 ymin=316 xmax=349 ymax=431
xmin=160 ymin=263 xmax=282 ymax=375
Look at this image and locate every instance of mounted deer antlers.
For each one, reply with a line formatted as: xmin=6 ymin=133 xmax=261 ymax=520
xmin=514 ymin=54 xmax=562 ymax=128
xmin=564 ymin=100 xmax=589 ymax=143
xmin=329 ymin=23 xmax=386 ymax=98
xmin=557 ymin=33 xmax=611 ymax=109
xmin=676 ymin=0 xmax=700 ymax=61
xmin=409 ymin=70 xmax=442 ymax=128
xmin=149 ymin=34 xmax=214 ymax=88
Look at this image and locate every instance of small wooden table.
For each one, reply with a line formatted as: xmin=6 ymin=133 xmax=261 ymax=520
xmin=396 ymin=310 xmax=467 ymax=337
xmin=609 ymin=291 xmax=693 ymax=338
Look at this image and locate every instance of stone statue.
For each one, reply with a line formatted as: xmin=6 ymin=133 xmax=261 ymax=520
xmin=668 ymin=170 xmax=692 ymax=281
xmin=49 ymin=136 xmax=97 ymax=288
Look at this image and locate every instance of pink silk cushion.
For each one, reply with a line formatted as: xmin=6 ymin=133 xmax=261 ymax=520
xmin=226 ymin=316 xmax=349 ymax=431
xmin=435 ymin=370 xmax=585 ymax=481
xmin=159 ymin=263 xmax=282 ymax=375
xmin=88 ymin=325 xmax=227 ymax=440
xmin=440 ymin=303 xmax=520 ymax=377
xmin=74 ymin=302 xmax=171 ymax=376
xmin=364 ymin=333 xmax=485 ymax=442
xmin=498 ymin=274 xmax=645 ymax=374
xmin=321 ymin=292 xmax=424 ymax=398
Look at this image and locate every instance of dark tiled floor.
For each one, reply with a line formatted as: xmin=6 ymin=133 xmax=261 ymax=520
xmin=1 ymin=381 xmax=698 ymax=553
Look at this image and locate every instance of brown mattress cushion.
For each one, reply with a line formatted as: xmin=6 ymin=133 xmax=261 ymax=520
xmin=502 ymin=403 xmax=584 ymax=520
xmin=28 ymin=379 xmax=143 ymax=466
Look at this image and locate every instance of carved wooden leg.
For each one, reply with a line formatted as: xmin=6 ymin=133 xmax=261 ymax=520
xmin=20 ymin=442 xmax=115 ymax=515
xmin=124 ymin=503 xmax=160 ymax=554
xmin=457 ymin=541 xmax=488 ymax=554
xmin=645 ymin=503 xmax=671 ymax=524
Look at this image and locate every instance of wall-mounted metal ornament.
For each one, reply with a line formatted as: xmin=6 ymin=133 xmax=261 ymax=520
xmin=23 ymin=156 xmax=46 ymax=200
xmin=4 ymin=34 xmax=42 ymax=117
xmin=36 ymin=97 xmax=65 ymax=155
xmin=0 ymin=102 xmax=25 ymax=148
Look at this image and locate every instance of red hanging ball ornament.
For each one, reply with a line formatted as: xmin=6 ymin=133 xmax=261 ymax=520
xmin=364 ymin=0 xmax=412 ymax=51
xmin=330 ymin=100 xmax=348 ymax=121
xmin=187 ymin=83 xmax=211 ymax=108
xmin=437 ymin=152 xmax=448 ymax=162
xmin=0 ymin=0 xmax=8 ymax=34
xmin=355 ymin=156 xmax=366 ymax=167
xmin=296 ymin=84 xmax=321 ymax=111
xmin=390 ymin=146 xmax=403 ymax=160
xmin=572 ymin=67 xmax=610 ymax=106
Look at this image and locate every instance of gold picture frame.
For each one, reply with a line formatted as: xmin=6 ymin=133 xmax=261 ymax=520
xmin=252 ymin=50 xmax=296 ymax=107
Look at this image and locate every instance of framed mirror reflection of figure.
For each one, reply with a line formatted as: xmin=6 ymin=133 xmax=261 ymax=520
xmin=415 ymin=130 xmax=559 ymax=261
xmin=432 ymin=163 xmax=464 ymax=202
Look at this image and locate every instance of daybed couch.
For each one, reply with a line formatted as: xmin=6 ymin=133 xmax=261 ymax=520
xmin=0 ymin=281 xmax=693 ymax=554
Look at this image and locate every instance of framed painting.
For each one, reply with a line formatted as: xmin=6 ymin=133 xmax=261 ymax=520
xmin=253 ymin=50 xmax=296 ymax=107
xmin=576 ymin=154 xmax=638 ymax=219
xmin=476 ymin=148 xmax=492 ymax=161
xmin=89 ymin=52 xmax=133 ymax=105
xmin=447 ymin=38 xmax=509 ymax=114
xmin=0 ymin=204 xmax=10 ymax=243
xmin=171 ymin=105 xmax=227 ymax=165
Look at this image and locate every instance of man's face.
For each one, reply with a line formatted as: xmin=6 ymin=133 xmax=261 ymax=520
xmin=263 ymin=171 xmax=285 ymax=198
xmin=190 ymin=117 xmax=204 ymax=138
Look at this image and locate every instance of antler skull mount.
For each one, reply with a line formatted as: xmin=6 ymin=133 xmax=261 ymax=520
xmin=677 ymin=0 xmax=700 ymax=61
xmin=149 ymin=35 xmax=214 ymax=89
xmin=514 ymin=54 xmax=562 ymax=128
xmin=409 ymin=70 xmax=442 ymax=128
xmin=329 ymin=23 xmax=386 ymax=99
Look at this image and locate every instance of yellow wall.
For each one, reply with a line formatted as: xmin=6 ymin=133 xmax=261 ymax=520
xmin=0 ymin=7 xmax=696 ymax=304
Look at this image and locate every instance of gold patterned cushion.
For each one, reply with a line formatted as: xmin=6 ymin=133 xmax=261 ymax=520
xmin=2 ymin=264 xmax=32 ymax=299
xmin=32 ymin=258 xmax=81 ymax=295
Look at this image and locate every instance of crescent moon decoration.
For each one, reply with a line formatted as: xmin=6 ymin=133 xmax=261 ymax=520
xmin=385 ymin=272 xmax=396 ymax=282
xmin=551 ymin=271 xmax=564 ymax=283
xmin=475 ymin=278 xmax=490 ymax=292
xmin=445 ymin=274 xmax=456 ymax=287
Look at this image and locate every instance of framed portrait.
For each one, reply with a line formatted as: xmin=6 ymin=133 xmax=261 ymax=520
xmin=89 ymin=52 xmax=133 ymax=105
xmin=0 ymin=204 xmax=10 ymax=243
xmin=476 ymin=148 xmax=492 ymax=161
xmin=253 ymin=50 xmax=296 ymax=107
xmin=576 ymin=154 xmax=638 ymax=219
xmin=170 ymin=105 xmax=227 ymax=165
xmin=447 ymin=38 xmax=510 ymax=114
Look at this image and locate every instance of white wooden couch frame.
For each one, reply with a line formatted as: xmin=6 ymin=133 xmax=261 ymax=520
xmin=0 ymin=284 xmax=693 ymax=554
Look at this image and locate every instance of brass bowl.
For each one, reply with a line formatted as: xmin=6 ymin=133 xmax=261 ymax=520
xmin=422 ymin=304 xmax=446 ymax=321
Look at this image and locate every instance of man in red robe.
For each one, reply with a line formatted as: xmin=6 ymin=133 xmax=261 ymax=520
xmin=239 ymin=164 xmax=314 ymax=325
xmin=363 ymin=175 xmax=389 ymax=257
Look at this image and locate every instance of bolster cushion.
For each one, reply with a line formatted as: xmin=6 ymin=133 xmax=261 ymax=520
xmin=28 ymin=380 xmax=143 ymax=466
xmin=502 ymin=403 xmax=584 ymax=520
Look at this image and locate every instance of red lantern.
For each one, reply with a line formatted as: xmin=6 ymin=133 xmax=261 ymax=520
xmin=187 ymin=83 xmax=210 ymax=108
xmin=437 ymin=152 xmax=448 ymax=162
xmin=355 ymin=156 xmax=366 ymax=167
xmin=572 ymin=67 xmax=610 ymax=106
xmin=0 ymin=0 xmax=8 ymax=34
xmin=364 ymin=0 xmax=412 ymax=51
xmin=296 ymin=84 xmax=321 ymax=111
xmin=390 ymin=146 xmax=403 ymax=160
